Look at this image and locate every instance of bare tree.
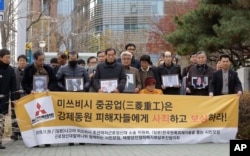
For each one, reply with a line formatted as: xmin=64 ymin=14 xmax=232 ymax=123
xmin=0 ymin=0 xmax=17 ymax=48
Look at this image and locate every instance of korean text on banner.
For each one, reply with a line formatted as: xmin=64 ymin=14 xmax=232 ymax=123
xmin=15 ymin=92 xmax=239 ymax=147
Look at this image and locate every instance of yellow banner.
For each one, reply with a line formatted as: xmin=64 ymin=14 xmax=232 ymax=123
xmin=15 ymin=93 xmax=239 ymax=146
xmin=16 ymin=92 xmax=238 ymax=131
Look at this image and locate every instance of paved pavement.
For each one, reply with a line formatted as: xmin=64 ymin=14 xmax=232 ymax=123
xmin=1 ymin=138 xmax=229 ymax=156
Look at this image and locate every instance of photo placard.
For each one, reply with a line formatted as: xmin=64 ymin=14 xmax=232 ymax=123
xmin=124 ymin=73 xmax=135 ymax=93
xmin=191 ymin=76 xmax=208 ymax=89
xmin=100 ymin=79 xmax=118 ymax=93
xmin=33 ymin=75 xmax=48 ymax=92
xmin=161 ymin=74 xmax=179 ymax=87
xmin=65 ymin=77 xmax=84 ymax=91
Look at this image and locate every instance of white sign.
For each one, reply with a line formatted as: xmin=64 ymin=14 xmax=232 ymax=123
xmin=0 ymin=12 xmax=4 ymax=21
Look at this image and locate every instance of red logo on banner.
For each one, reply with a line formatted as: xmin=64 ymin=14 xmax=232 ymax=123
xmin=35 ymin=103 xmax=47 ymax=116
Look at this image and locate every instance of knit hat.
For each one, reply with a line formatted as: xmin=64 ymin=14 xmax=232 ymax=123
xmin=145 ymin=77 xmax=156 ymax=86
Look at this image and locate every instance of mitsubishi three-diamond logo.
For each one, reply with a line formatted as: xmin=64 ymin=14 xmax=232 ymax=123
xmin=35 ymin=103 xmax=47 ymax=116
xmin=25 ymin=96 xmax=55 ymax=125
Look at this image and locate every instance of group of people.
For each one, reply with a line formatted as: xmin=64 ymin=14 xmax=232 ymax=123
xmin=0 ymin=43 xmax=243 ymax=149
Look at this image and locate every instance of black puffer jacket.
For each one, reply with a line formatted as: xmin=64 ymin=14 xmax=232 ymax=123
xmin=0 ymin=61 xmax=17 ymax=114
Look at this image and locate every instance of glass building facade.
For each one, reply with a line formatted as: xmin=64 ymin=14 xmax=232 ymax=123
xmin=57 ymin=0 xmax=74 ymax=37
xmin=75 ymin=0 xmax=165 ymax=53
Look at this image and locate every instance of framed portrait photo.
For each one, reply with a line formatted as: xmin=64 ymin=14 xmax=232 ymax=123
xmin=33 ymin=75 xmax=48 ymax=92
xmin=191 ymin=76 xmax=208 ymax=89
xmin=100 ymin=79 xmax=118 ymax=93
xmin=65 ymin=77 xmax=84 ymax=92
xmin=161 ymin=74 xmax=179 ymax=87
xmin=124 ymin=73 xmax=136 ymax=93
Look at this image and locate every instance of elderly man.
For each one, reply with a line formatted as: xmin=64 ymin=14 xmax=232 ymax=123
xmin=117 ymin=43 xmax=141 ymax=69
xmin=22 ymin=50 xmax=58 ymax=94
xmin=94 ymin=48 xmax=126 ymax=93
xmin=156 ymin=51 xmax=181 ymax=95
xmin=120 ymin=51 xmax=141 ymax=93
xmin=186 ymin=51 xmax=214 ymax=95
xmin=21 ymin=50 xmax=58 ymax=148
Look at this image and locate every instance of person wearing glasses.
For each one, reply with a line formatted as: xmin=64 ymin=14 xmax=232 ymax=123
xmin=117 ymin=43 xmax=141 ymax=69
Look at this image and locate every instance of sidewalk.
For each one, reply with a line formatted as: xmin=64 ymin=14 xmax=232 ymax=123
xmin=1 ymin=138 xmax=229 ymax=156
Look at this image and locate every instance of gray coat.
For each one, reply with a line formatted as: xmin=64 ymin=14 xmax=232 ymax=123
xmin=56 ymin=64 xmax=90 ymax=91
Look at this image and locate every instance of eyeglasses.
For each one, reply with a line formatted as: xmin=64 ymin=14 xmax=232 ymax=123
xmin=127 ymin=48 xmax=135 ymax=51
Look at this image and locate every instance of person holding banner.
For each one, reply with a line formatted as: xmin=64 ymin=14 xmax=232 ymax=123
xmin=21 ymin=50 xmax=58 ymax=147
xmin=0 ymin=48 xmax=18 ymax=149
xmin=209 ymin=54 xmax=242 ymax=96
xmin=57 ymin=51 xmax=90 ymax=146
